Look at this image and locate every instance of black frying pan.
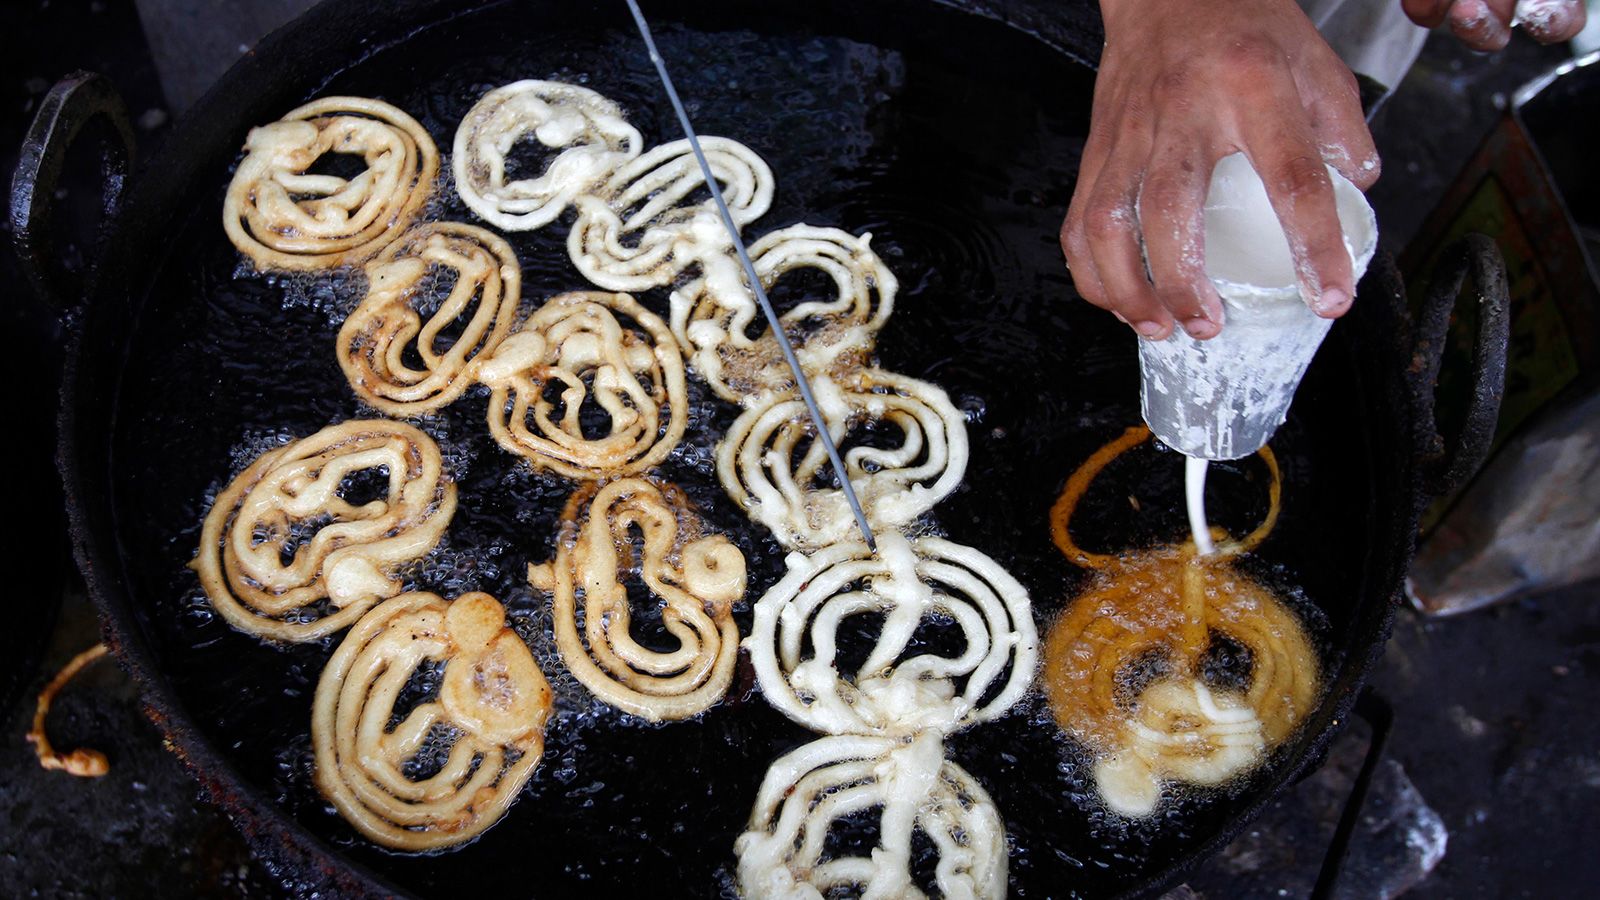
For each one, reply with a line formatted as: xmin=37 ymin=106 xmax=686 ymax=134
xmin=17 ymin=0 xmax=1507 ymax=896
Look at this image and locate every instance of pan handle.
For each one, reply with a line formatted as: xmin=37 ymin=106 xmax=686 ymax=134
xmin=1404 ymin=233 xmax=1510 ymax=503
xmin=8 ymin=71 xmax=136 ymax=312
xmin=1310 ymin=690 xmax=1394 ymax=900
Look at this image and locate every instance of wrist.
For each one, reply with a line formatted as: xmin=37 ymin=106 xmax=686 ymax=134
xmin=1097 ymin=0 xmax=1163 ymax=40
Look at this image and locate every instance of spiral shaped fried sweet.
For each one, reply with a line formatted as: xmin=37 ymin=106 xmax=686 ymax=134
xmin=454 ymin=80 xmax=643 ymax=231
xmin=223 ymin=96 xmax=438 ymax=271
xmin=528 ymin=477 xmax=745 ymax=721
xmin=336 ymin=222 xmax=521 ymax=416
xmin=476 ymin=291 xmax=687 ymax=479
xmin=312 ymin=591 xmax=553 ymax=851
xmin=669 ymin=224 xmax=898 ymax=405
xmin=736 ymin=732 xmax=1007 ymax=900
xmin=746 ymin=530 xmax=1036 ymax=737
xmin=1041 ymin=426 xmax=1319 ymax=817
xmin=191 ymin=420 xmax=456 ymax=643
xmin=567 ymin=137 xmax=773 ymax=292
xmin=717 ymin=370 xmax=969 ymax=550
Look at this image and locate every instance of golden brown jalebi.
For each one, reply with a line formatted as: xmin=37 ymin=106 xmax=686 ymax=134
xmin=746 ymin=530 xmax=1036 ymax=737
xmin=1042 ymin=426 xmax=1318 ymax=817
xmin=668 ymin=224 xmax=897 ymax=405
xmin=528 ymin=477 xmax=745 ymax=721
xmin=26 ymin=643 xmax=110 ymax=778
xmin=477 ymin=291 xmax=687 ymax=479
xmin=717 ymin=369 xmax=968 ymax=550
xmin=567 ymin=137 xmax=773 ymax=292
xmin=453 ymin=80 xmax=642 ymax=231
xmin=223 ymin=96 xmax=438 ymax=271
xmin=736 ymin=731 xmax=1008 ymax=900
xmin=312 ymin=591 xmax=552 ymax=851
xmin=191 ymin=420 xmax=456 ymax=643
xmin=336 ymin=222 xmax=521 ymax=416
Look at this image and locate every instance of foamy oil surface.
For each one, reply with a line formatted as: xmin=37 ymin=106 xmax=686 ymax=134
xmin=106 ymin=2 xmax=1379 ymax=896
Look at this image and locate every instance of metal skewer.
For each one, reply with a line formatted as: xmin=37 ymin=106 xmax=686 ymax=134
xmin=623 ymin=0 xmax=878 ymax=552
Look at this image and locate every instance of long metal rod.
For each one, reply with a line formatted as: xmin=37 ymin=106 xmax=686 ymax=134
xmin=623 ymin=0 xmax=877 ymax=552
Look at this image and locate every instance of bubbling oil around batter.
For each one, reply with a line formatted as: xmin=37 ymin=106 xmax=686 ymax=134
xmin=1044 ymin=426 xmax=1320 ymax=817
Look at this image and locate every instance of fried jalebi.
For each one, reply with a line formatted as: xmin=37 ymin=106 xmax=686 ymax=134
xmin=192 ymin=420 xmax=456 ymax=642
xmin=736 ymin=732 xmax=1007 ymax=900
xmin=1042 ymin=426 xmax=1319 ymax=817
xmin=337 ymin=222 xmax=521 ymax=415
xmin=223 ymin=96 xmax=437 ymax=271
xmin=669 ymin=224 xmax=897 ymax=405
xmin=567 ymin=137 xmax=773 ymax=292
xmin=717 ymin=370 xmax=968 ymax=549
xmin=26 ymin=643 xmax=110 ymax=778
xmin=453 ymin=80 xmax=642 ymax=231
xmin=528 ymin=477 xmax=745 ymax=721
xmin=746 ymin=531 xmax=1036 ymax=737
xmin=477 ymin=291 xmax=687 ymax=479
xmin=312 ymin=591 xmax=552 ymax=851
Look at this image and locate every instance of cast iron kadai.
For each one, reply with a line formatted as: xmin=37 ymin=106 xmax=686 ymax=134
xmin=13 ymin=1 xmax=1509 ymax=897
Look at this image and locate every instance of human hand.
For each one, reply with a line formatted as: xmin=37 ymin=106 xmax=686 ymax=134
xmin=1062 ymin=0 xmax=1379 ymax=340
xmin=1403 ymin=0 xmax=1587 ymax=51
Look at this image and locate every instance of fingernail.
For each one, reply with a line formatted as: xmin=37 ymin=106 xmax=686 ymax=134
xmin=1113 ymin=311 xmax=1130 ymax=324
xmin=1134 ymin=320 xmax=1165 ymax=338
xmin=1183 ymin=318 xmax=1218 ymax=339
xmin=1314 ymin=287 xmax=1350 ymax=316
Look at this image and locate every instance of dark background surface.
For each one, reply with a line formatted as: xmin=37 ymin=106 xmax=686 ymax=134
xmin=2 ymin=1 xmax=1597 ymax=897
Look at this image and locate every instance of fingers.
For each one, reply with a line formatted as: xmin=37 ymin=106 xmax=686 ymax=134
xmin=1416 ymin=0 xmax=1585 ymax=48
xmin=1514 ymin=0 xmax=1587 ymax=43
xmin=1402 ymin=0 xmax=1454 ymax=27
xmin=1235 ymin=80 xmax=1354 ymax=317
xmin=1061 ymin=193 xmax=1108 ymax=311
xmin=1083 ymin=153 xmax=1174 ymax=338
xmin=1062 ymin=76 xmax=1120 ymax=314
xmin=1449 ymin=0 xmax=1515 ymax=49
xmin=1138 ymin=141 xmax=1223 ymax=339
xmin=1298 ymin=60 xmax=1381 ymax=191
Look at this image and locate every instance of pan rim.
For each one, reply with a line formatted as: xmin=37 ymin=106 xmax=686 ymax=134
xmin=52 ymin=0 xmax=1411 ymax=896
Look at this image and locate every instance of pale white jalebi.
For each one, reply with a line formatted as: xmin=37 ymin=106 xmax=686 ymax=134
xmin=1044 ymin=426 xmax=1320 ymax=817
xmin=669 ymin=224 xmax=898 ymax=405
xmin=1089 ymin=680 xmax=1269 ymax=819
xmin=336 ymin=222 xmax=521 ymax=416
xmin=746 ymin=531 xmax=1036 ymax=737
xmin=736 ymin=731 xmax=1007 ymax=900
xmin=717 ymin=370 xmax=969 ymax=550
xmin=223 ymin=96 xmax=438 ymax=271
xmin=567 ymin=137 xmax=773 ymax=292
xmin=476 ymin=290 xmax=687 ymax=479
xmin=191 ymin=420 xmax=457 ymax=643
xmin=528 ymin=477 xmax=745 ymax=721
xmin=453 ymin=80 xmax=642 ymax=231
xmin=312 ymin=591 xmax=553 ymax=851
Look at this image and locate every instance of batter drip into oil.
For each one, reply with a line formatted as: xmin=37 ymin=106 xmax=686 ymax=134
xmin=1043 ymin=426 xmax=1319 ymax=817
